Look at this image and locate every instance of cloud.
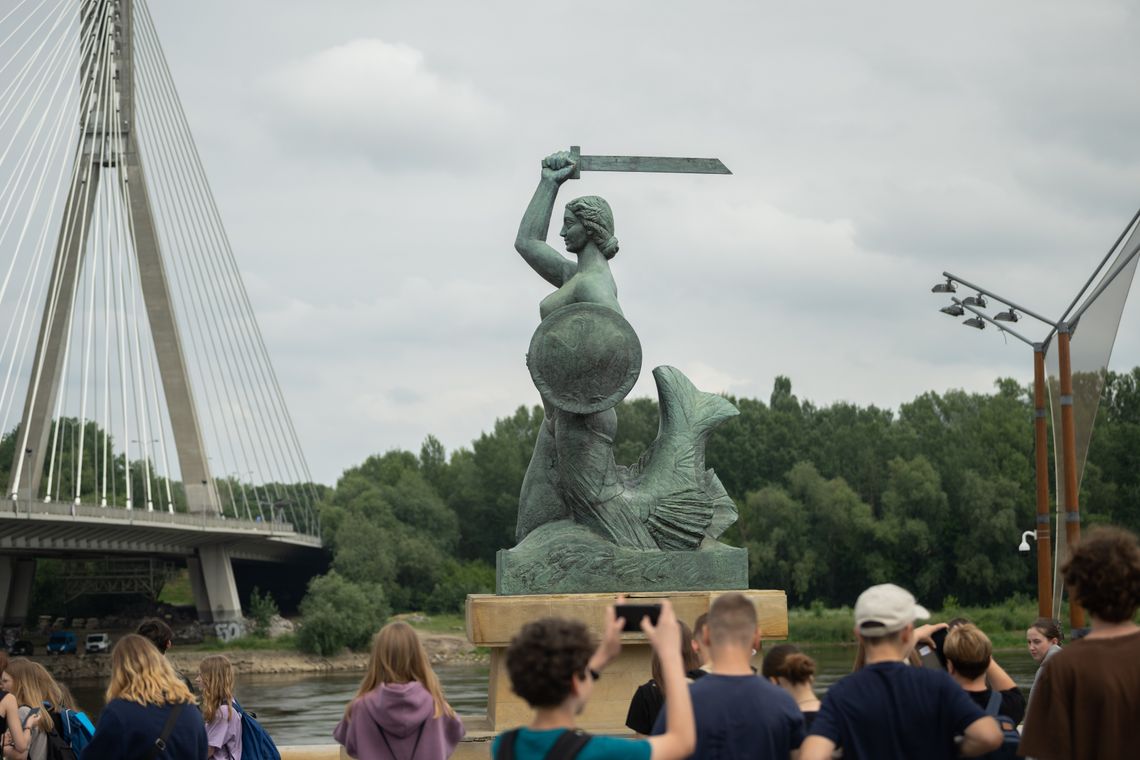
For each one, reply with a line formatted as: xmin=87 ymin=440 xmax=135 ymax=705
xmin=261 ymin=39 xmax=504 ymax=169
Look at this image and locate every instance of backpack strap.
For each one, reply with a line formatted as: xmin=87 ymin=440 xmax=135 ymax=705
xmin=148 ymin=703 xmax=186 ymax=760
xmin=546 ymin=730 xmax=592 ymax=760
xmin=497 ymin=728 xmax=521 ymax=760
xmin=377 ymin=720 xmax=427 ymax=760
xmin=496 ymin=729 xmax=590 ymax=760
xmin=984 ymin=689 xmax=1002 ymax=716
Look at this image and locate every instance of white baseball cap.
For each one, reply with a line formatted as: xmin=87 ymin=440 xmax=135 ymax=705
xmin=854 ymin=584 xmax=930 ymax=636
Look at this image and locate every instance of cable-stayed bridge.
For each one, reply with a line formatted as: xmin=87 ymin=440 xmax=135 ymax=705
xmin=0 ymin=0 xmax=322 ymax=632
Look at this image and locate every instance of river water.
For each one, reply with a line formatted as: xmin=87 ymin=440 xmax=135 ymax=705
xmin=67 ymin=647 xmax=1040 ymax=746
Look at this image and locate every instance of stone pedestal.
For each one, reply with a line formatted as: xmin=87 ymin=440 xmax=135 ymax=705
xmin=497 ymin=521 xmax=748 ymax=595
xmin=466 ymin=590 xmax=788 ymax=732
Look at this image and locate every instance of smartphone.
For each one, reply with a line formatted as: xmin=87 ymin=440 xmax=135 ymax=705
xmin=930 ymin=627 xmax=949 ymax=667
xmin=919 ymin=628 xmax=949 ymax=670
xmin=21 ymin=706 xmax=40 ymax=729
xmin=614 ymin=603 xmax=662 ymax=632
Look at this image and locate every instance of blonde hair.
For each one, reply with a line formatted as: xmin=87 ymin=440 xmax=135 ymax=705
xmin=106 ymin=634 xmax=195 ymax=706
xmin=344 ymin=621 xmax=453 ymax=722
xmin=944 ymin=623 xmax=993 ymax=680
xmin=4 ymin=658 xmax=61 ymax=733
xmin=199 ymin=655 xmax=235 ymax=724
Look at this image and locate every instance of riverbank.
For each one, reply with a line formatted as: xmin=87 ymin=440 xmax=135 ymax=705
xmin=35 ymin=632 xmax=484 ymax=680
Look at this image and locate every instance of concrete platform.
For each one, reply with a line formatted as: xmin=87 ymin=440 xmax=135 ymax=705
xmin=467 ymin=590 xmax=788 ymax=732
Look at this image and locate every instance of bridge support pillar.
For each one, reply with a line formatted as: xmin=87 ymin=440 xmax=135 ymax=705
xmin=0 ymin=558 xmax=36 ymax=628
xmin=191 ymin=546 xmax=243 ymax=636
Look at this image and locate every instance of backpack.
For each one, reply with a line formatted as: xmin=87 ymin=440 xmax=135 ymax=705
xmin=233 ymin=700 xmax=281 ymax=760
xmin=497 ymin=728 xmax=592 ymax=760
xmin=54 ymin=707 xmax=95 ymax=754
xmin=981 ymin=690 xmax=1020 ymax=760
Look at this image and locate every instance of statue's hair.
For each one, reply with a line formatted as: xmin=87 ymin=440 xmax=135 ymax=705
xmin=566 ymin=196 xmax=619 ymax=259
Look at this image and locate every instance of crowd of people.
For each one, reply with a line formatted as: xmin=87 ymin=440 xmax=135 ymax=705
xmin=1 ymin=524 xmax=1137 ymax=759
xmin=494 ymin=524 xmax=1140 ymax=760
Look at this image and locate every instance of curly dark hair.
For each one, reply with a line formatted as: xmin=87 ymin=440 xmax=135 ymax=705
xmin=1063 ymin=526 xmax=1140 ymax=623
xmin=506 ymin=617 xmax=594 ymax=708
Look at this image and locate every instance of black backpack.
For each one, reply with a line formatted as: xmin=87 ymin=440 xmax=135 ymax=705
xmin=981 ymin=690 xmax=1020 ymax=760
xmin=497 ymin=729 xmax=592 ymax=760
xmin=43 ymin=727 xmax=77 ymax=760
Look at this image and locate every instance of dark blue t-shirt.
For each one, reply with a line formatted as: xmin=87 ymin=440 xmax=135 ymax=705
xmin=809 ymin=662 xmax=987 ymax=760
xmin=652 ymin=674 xmax=805 ymax=759
xmin=80 ymin=699 xmax=208 ymax=760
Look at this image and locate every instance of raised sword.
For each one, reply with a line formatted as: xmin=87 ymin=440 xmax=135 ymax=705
xmin=568 ymin=145 xmax=731 ymax=179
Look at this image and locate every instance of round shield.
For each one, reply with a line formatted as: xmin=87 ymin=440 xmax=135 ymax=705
xmin=527 ymin=302 xmax=642 ymax=414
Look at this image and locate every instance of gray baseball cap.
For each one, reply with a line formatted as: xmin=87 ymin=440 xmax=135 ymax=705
xmin=854 ymin=584 xmax=930 ymax=636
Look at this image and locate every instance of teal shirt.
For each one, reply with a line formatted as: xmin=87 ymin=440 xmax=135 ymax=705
xmin=492 ymin=728 xmax=652 ymax=760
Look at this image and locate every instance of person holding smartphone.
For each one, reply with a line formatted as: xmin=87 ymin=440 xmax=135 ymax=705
xmin=493 ymin=598 xmax=694 ymax=760
xmin=800 ymin=584 xmax=1002 ymax=760
xmin=942 ymin=624 xmax=1025 ymax=725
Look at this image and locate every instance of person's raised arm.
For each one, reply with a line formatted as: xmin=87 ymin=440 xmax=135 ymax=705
xmin=985 ymin=656 xmax=1016 ymax=692
xmin=516 ymin=151 xmax=577 ymax=288
xmin=643 ymin=601 xmax=695 ymax=760
xmin=957 ymin=716 xmax=1002 ymax=757
xmin=0 ymin=695 xmax=28 ymax=756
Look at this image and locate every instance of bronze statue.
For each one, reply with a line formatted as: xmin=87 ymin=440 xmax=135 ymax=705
xmin=512 ymin=150 xmax=739 ymax=556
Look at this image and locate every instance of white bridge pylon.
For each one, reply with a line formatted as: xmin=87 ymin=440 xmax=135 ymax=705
xmin=0 ymin=0 xmax=320 ymax=625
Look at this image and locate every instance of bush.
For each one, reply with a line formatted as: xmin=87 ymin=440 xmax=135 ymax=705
xmin=297 ymin=572 xmax=390 ymax=655
xmin=248 ymin=587 xmax=279 ymax=635
xmin=425 ymin=560 xmax=495 ymax=614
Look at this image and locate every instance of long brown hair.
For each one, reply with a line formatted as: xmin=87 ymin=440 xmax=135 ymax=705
xmin=106 ymin=634 xmax=195 ymax=706
xmin=199 ymin=655 xmax=235 ymax=723
xmin=344 ymin=621 xmax=453 ymax=722
xmin=4 ymin=658 xmax=60 ymax=733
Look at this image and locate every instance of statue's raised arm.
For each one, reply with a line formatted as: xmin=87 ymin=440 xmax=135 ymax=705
xmin=515 ymin=151 xmax=578 ymax=287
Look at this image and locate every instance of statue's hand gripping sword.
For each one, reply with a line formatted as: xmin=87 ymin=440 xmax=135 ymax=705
xmin=567 ymin=145 xmax=731 ymax=179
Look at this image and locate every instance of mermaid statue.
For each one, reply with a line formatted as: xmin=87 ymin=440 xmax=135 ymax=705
xmin=499 ymin=150 xmax=746 ymax=593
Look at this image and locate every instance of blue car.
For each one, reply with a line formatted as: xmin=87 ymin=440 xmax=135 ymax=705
xmin=46 ymin=631 xmax=77 ymax=655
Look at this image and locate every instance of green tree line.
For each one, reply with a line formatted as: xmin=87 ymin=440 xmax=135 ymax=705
xmin=302 ymin=367 xmax=1140 ymax=641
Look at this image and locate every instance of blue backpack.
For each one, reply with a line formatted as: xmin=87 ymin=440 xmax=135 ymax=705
xmin=982 ymin=690 xmax=1020 ymax=760
xmin=41 ymin=706 xmax=95 ymax=760
xmin=233 ymin=700 xmax=281 ymax=760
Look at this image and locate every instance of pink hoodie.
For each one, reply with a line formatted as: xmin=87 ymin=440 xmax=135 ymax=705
xmin=334 ymin=682 xmax=466 ymax=760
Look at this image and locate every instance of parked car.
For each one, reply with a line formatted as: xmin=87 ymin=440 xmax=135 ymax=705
xmin=46 ymin=631 xmax=77 ymax=655
xmin=9 ymin=640 xmax=33 ymax=656
xmin=84 ymin=633 xmax=110 ymax=654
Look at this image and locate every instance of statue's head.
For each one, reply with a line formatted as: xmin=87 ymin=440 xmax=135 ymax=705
xmin=562 ymin=196 xmax=619 ymax=259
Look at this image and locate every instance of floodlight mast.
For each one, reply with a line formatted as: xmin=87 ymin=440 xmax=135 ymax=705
xmin=933 ymin=206 xmax=1140 ymax=631
xmin=934 ymin=284 xmax=1059 ymax=621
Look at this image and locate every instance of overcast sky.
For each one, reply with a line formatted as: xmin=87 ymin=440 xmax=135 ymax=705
xmin=136 ymin=0 xmax=1140 ymax=484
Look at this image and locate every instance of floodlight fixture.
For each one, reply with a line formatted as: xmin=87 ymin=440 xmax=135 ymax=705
xmin=963 ymin=293 xmax=988 ymax=308
xmin=931 ymin=279 xmax=957 ymax=293
xmin=940 ymin=304 xmax=965 ymax=317
xmin=1019 ymin=530 xmax=1035 ymax=553
xmin=963 ymin=317 xmax=985 ymax=330
xmin=994 ymin=309 xmax=1019 ymax=322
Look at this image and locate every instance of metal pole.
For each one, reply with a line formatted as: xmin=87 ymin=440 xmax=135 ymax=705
xmin=1032 ymin=345 xmax=1053 ymax=619
xmin=942 ymin=271 xmax=1058 ymax=328
xmin=1068 ymin=239 xmax=1140 ymax=325
xmin=952 ymin=298 xmax=1036 ymax=346
xmin=1056 ymin=326 xmax=1085 ymax=629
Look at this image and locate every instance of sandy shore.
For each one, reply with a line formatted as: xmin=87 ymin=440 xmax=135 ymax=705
xmin=36 ymin=632 xmax=483 ymax=680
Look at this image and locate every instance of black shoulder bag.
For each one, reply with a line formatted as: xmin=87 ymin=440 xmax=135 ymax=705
xmin=147 ymin=703 xmax=185 ymax=760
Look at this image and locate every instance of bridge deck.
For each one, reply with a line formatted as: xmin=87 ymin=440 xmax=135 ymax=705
xmin=1 ymin=500 xmax=322 ymax=562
